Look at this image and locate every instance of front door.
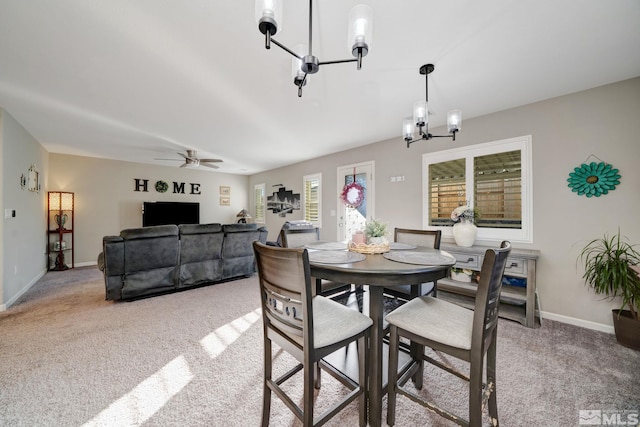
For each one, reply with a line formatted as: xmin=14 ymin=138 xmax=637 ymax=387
xmin=337 ymin=161 xmax=375 ymax=242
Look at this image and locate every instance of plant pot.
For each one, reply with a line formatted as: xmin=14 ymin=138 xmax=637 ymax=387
xmin=368 ymin=236 xmax=388 ymax=245
xmin=453 ymin=219 xmax=477 ymax=247
xmin=612 ymin=309 xmax=640 ymax=351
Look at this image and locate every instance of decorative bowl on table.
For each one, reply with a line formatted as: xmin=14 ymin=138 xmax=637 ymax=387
xmin=348 ymin=241 xmax=390 ymax=254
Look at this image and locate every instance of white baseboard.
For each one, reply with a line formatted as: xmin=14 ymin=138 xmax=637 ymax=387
xmin=75 ymin=261 xmax=97 ymax=268
xmin=540 ymin=310 xmax=614 ymax=334
xmin=0 ymin=269 xmax=47 ymax=311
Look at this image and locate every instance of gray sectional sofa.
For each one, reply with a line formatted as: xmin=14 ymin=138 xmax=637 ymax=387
xmin=98 ymin=223 xmax=267 ymax=301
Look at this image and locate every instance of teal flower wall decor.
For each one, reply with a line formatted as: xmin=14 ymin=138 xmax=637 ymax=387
xmin=567 ymin=162 xmax=620 ymax=197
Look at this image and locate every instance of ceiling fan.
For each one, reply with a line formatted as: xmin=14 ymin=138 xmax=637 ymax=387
xmin=156 ymin=150 xmax=223 ymax=169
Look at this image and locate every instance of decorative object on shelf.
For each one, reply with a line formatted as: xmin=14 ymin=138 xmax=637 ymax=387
xmin=403 ymin=64 xmax=462 ymax=148
xmin=255 ymin=0 xmax=372 ymax=97
xmin=54 ymin=213 xmax=68 ymax=230
xmin=236 ymin=209 xmax=252 ymax=223
xmin=451 ymin=267 xmax=473 ymax=282
xmin=267 ymin=186 xmax=300 ymax=217
xmin=20 ymin=174 xmax=26 ymax=189
xmin=451 ymin=205 xmax=477 ymax=247
xmin=341 ymin=167 xmax=365 ymax=208
xmin=155 ymin=180 xmax=168 ymax=193
xmin=48 ymin=191 xmax=74 ymax=271
xmin=579 ymin=229 xmax=640 ymax=350
xmin=567 ymin=156 xmax=620 ymax=198
xmin=28 ymin=164 xmax=40 ymax=192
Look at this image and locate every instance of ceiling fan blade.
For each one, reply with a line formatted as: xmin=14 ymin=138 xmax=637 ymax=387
xmin=177 ymin=152 xmax=189 ymax=159
xmin=199 ymin=158 xmax=223 ymax=163
xmin=179 ymin=162 xmax=188 ymax=168
xmin=155 ymin=158 xmax=182 ymax=161
xmin=200 ymin=162 xmax=219 ymax=169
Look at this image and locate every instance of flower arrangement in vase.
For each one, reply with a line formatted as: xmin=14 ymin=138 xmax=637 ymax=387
xmin=451 ymin=205 xmax=479 ymax=247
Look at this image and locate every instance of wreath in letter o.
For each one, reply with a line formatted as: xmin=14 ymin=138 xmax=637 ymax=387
xmin=155 ymin=180 xmax=169 ymax=193
xmin=341 ymin=182 xmax=365 ymax=208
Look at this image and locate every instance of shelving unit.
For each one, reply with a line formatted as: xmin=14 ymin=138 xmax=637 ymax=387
xmin=439 ymin=243 xmax=540 ymax=328
xmin=47 ymin=191 xmax=74 ymax=271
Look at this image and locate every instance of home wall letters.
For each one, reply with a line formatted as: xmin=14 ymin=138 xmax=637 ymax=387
xmin=134 ymin=179 xmax=201 ymax=195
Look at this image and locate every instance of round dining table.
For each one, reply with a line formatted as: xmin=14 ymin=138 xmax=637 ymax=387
xmin=307 ymin=244 xmax=455 ymax=427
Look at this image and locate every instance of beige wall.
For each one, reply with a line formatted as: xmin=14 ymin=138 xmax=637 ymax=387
xmin=1 ymin=109 xmax=49 ymax=308
xmin=249 ymin=77 xmax=640 ymax=330
xmin=48 ymin=154 xmax=250 ymax=267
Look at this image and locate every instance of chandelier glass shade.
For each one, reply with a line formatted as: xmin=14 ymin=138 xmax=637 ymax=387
xmin=404 ymin=64 xmax=462 ymax=147
xmin=256 ymin=0 xmax=373 ymax=97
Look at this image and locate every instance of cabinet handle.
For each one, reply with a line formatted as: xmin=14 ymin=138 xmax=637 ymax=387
xmin=508 ymin=262 xmax=518 ymax=268
xmin=459 ymin=257 xmax=474 ymax=264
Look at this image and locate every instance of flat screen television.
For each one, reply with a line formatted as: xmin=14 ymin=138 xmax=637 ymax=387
xmin=142 ymin=202 xmax=199 ymax=227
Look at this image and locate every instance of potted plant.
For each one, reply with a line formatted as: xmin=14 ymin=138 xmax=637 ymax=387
xmin=579 ymin=229 xmax=640 ymax=350
xmin=364 ymin=218 xmax=388 ymax=245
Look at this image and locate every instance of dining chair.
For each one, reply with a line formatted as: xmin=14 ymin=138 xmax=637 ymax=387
xmin=252 ymin=242 xmax=372 ymax=427
xmin=386 ymin=241 xmax=511 ymax=427
xmin=280 ymin=227 xmax=351 ymax=297
xmin=384 ymin=228 xmax=442 ymax=300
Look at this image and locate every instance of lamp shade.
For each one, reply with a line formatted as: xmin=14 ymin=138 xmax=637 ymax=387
xmin=255 ymin=0 xmax=282 ymax=34
xmin=291 ymin=44 xmax=306 ymax=82
xmin=49 ymin=192 xmax=73 ymax=211
xmin=348 ymin=4 xmax=372 ymax=54
xmin=447 ymin=109 xmax=462 ymax=133
xmin=403 ymin=119 xmax=414 ymax=141
xmin=413 ymin=100 xmax=428 ymax=126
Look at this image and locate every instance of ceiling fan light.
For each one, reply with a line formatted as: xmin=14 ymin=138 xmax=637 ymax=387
xmin=447 ymin=109 xmax=462 ymax=133
xmin=413 ymin=100 xmax=427 ymax=127
xmin=348 ymin=4 xmax=372 ymax=57
xmin=255 ymin=0 xmax=282 ymax=35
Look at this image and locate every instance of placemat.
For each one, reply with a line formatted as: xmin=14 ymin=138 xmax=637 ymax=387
xmin=389 ymin=242 xmax=417 ymax=250
xmin=308 ymin=250 xmax=366 ymax=264
xmin=304 ymin=241 xmax=348 ymax=251
xmin=383 ymin=251 xmax=456 ymax=266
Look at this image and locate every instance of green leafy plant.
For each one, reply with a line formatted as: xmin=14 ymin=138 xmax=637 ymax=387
xmin=364 ymin=218 xmax=387 ymax=238
xmin=579 ymin=230 xmax=640 ymax=320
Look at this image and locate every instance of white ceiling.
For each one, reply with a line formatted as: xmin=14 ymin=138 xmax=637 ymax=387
xmin=1 ymin=1 xmax=639 ymax=175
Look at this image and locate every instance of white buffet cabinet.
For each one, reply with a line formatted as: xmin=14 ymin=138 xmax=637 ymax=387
xmin=439 ymin=243 xmax=540 ymax=328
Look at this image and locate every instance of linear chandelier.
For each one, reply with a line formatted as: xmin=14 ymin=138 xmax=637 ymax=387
xmin=403 ymin=64 xmax=462 ymax=148
xmin=255 ymin=0 xmax=373 ymax=97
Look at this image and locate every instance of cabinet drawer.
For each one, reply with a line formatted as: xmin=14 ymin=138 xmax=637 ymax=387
xmin=504 ymin=257 xmax=527 ymax=276
xmin=451 ymin=253 xmax=481 ymax=270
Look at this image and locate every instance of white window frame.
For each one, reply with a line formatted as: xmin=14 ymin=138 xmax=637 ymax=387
xmin=422 ymin=135 xmax=533 ymax=243
xmin=303 ymin=173 xmax=322 ymax=227
xmin=254 ymin=183 xmax=266 ymax=224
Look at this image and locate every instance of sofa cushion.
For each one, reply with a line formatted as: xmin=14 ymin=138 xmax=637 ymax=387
xmin=178 ymin=223 xmax=224 ymax=287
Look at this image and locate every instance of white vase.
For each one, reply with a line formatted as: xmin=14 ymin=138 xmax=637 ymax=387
xmin=368 ymin=236 xmax=388 ymax=245
xmin=453 ymin=220 xmax=477 ymax=247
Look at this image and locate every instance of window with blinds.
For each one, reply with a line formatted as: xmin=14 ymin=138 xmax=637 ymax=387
xmin=423 ymin=135 xmax=532 ymax=243
xmin=303 ymin=173 xmax=322 ymax=227
xmin=254 ymin=183 xmax=265 ymax=223
xmin=474 ymin=150 xmax=521 ymax=229
xmin=429 ymin=158 xmax=466 ymax=226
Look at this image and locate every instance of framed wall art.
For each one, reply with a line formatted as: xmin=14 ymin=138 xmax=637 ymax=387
xmin=220 ymin=186 xmax=231 ymax=196
xmin=220 ymin=196 xmax=231 ymax=206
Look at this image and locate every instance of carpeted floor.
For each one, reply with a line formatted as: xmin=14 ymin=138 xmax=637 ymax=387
xmin=0 ymin=267 xmax=638 ymax=426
